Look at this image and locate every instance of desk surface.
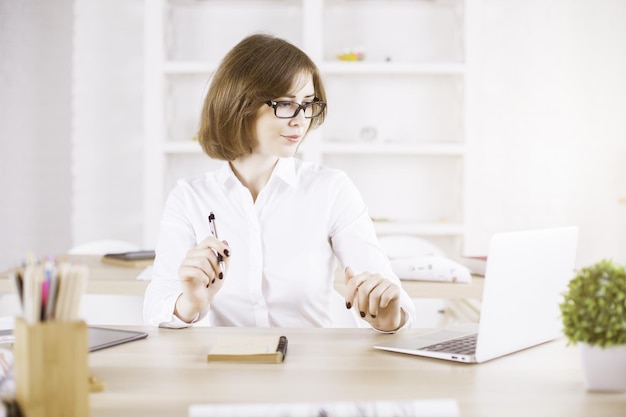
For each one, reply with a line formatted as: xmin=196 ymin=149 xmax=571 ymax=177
xmin=87 ymin=326 xmax=625 ymax=417
xmin=0 ymin=255 xmax=484 ymax=299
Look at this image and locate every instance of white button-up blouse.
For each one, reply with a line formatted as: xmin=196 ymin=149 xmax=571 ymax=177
xmin=143 ymin=157 xmax=415 ymax=330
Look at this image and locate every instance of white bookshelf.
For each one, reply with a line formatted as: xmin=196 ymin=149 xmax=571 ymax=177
xmin=144 ymin=0 xmax=468 ymax=257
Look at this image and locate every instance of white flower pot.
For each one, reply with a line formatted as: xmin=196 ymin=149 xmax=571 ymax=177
xmin=580 ymin=343 xmax=626 ymax=392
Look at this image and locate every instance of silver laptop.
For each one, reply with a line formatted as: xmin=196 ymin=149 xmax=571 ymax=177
xmin=374 ymin=226 xmax=579 ymax=363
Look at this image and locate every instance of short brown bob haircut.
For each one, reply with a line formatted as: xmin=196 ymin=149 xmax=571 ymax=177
xmin=198 ymin=33 xmax=327 ymax=161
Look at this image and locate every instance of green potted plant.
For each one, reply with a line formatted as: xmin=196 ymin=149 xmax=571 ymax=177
xmin=559 ymin=258 xmax=626 ymax=392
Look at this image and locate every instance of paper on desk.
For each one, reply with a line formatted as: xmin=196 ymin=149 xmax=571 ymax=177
xmin=189 ymin=399 xmax=459 ymax=417
xmin=136 ymin=265 xmax=153 ymax=281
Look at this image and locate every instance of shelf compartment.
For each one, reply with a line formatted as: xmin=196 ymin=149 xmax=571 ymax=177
xmin=322 ymin=73 xmax=463 ymax=145
xmin=165 ymin=0 xmax=303 ymax=62
xmin=323 ymin=0 xmax=464 ymax=64
xmin=323 ymin=154 xmax=464 ymax=225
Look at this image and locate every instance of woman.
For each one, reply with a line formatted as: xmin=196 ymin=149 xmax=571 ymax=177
xmin=143 ymin=33 xmax=415 ymax=332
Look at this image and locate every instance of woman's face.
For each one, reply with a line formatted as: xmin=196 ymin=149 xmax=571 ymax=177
xmin=253 ymin=73 xmax=315 ymax=159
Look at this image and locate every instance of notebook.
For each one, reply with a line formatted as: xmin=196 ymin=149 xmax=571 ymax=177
xmin=374 ymin=226 xmax=579 ymax=363
xmin=0 ymin=326 xmax=148 ymax=352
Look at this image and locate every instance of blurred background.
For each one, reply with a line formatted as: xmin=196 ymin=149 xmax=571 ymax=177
xmin=1 ymin=0 xmax=625 ymax=272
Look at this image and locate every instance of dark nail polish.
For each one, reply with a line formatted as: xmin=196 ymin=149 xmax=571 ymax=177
xmin=212 ymin=278 xmax=216 ymax=284
xmin=360 ymin=311 xmax=366 ymax=318
xmin=346 ymin=301 xmax=352 ymax=309
xmin=371 ymin=314 xmax=376 ymax=319
xmin=224 ymin=249 xmax=230 ymax=257
xmin=219 ymin=272 xmax=223 ymax=279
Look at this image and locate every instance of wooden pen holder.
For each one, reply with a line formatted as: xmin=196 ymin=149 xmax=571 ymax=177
xmin=14 ymin=318 xmax=89 ymax=417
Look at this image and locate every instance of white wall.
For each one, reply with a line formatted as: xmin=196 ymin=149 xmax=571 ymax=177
xmin=0 ymin=0 xmax=73 ymax=270
xmin=71 ymin=0 xmax=144 ymax=249
xmin=465 ymin=0 xmax=626 ymax=267
xmin=0 ymin=0 xmax=145 ymax=271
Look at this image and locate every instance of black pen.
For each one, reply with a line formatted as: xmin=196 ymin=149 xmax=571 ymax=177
xmin=276 ymin=335 xmax=288 ymax=362
xmin=208 ymin=212 xmax=225 ymax=278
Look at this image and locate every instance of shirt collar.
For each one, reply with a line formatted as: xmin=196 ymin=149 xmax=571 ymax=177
xmin=216 ymin=161 xmax=236 ymax=187
xmin=215 ymin=157 xmax=297 ymax=188
xmin=272 ymin=157 xmax=297 ymax=187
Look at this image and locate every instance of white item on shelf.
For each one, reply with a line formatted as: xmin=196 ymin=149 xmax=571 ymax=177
xmin=379 ymin=235 xmax=471 ymax=283
xmin=390 ymin=255 xmax=472 ymax=283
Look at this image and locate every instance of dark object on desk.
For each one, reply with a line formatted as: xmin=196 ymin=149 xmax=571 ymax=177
xmin=102 ymin=250 xmax=155 ymax=268
xmin=0 ymin=326 xmax=148 ymax=352
xmin=1 ymin=398 xmax=23 ymax=417
xmin=207 ymin=335 xmax=288 ymax=363
xmin=88 ymin=326 xmax=148 ymax=352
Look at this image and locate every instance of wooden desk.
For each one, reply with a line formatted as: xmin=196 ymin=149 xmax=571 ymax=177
xmin=87 ymin=326 xmax=625 ymax=417
xmin=0 ymin=255 xmax=484 ymax=300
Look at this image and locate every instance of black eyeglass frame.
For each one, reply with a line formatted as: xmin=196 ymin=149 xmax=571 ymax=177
xmin=265 ymin=99 xmax=327 ymax=119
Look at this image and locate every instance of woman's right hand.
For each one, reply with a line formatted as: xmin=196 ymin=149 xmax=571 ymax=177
xmin=174 ymin=236 xmax=230 ymax=322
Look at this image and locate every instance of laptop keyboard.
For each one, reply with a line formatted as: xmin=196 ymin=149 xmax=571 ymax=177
xmin=421 ymin=333 xmax=477 ymax=355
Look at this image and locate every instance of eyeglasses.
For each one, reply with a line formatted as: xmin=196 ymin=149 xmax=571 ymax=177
xmin=265 ymin=99 xmax=326 ymax=119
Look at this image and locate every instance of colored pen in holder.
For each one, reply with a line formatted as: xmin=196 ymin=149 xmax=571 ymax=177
xmin=10 ymin=258 xmax=91 ymax=416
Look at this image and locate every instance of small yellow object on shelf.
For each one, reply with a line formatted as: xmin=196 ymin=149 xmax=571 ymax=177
xmin=337 ymin=49 xmax=365 ymax=61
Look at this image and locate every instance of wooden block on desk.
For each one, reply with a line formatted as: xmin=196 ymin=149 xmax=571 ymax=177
xmin=14 ymin=319 xmax=90 ymax=417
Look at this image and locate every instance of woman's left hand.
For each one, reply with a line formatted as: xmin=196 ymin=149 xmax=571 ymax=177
xmin=343 ymin=266 xmax=406 ymax=332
